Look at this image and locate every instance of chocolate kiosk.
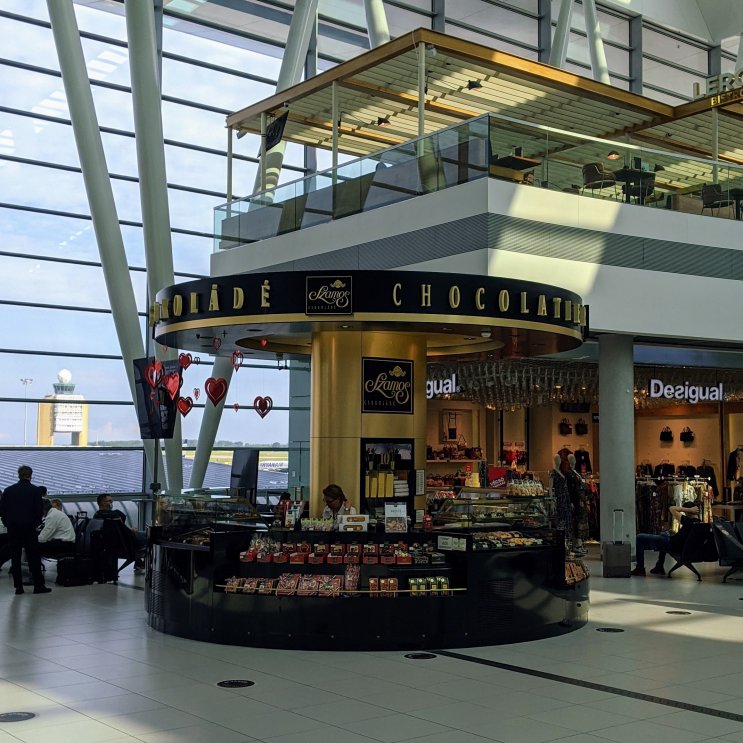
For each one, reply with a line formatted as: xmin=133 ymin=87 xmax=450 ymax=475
xmin=146 ymin=270 xmax=590 ymax=650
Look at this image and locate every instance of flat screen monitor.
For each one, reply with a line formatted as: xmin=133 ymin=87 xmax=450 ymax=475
xmin=230 ymin=448 xmax=259 ymax=491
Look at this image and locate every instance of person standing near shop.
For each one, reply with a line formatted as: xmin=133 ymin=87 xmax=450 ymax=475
xmin=0 ymin=465 xmax=51 ymax=594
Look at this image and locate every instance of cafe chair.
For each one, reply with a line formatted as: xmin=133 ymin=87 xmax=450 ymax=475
xmin=581 ymin=163 xmax=617 ymax=198
xmin=711 ymin=521 xmax=743 ymax=583
xmin=701 ymin=184 xmax=734 ymax=217
xmin=622 ymin=176 xmax=655 ymax=205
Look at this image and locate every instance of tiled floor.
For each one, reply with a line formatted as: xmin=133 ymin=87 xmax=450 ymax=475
xmin=0 ymin=555 xmax=742 ymax=743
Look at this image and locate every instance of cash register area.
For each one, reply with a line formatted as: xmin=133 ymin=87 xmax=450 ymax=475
xmin=0 ymin=556 xmax=742 ymax=743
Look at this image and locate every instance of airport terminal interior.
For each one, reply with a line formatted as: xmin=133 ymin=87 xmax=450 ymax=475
xmin=3 ymin=0 xmax=743 ymax=741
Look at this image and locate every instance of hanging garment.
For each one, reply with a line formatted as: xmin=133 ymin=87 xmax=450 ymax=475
xmin=726 ymin=448 xmax=743 ymax=482
xmin=566 ymin=469 xmax=589 ymax=542
xmin=557 ymin=447 xmax=573 ymax=475
xmin=550 ymin=469 xmax=572 ymax=540
xmin=696 ymin=465 xmax=718 ymax=499
xmin=574 ymin=448 xmax=592 ymax=474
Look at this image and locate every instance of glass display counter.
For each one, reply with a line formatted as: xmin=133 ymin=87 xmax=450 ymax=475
xmin=146 ymin=493 xmax=588 ymax=650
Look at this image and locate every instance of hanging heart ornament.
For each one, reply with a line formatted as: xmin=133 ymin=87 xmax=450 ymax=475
xmin=163 ymin=372 xmax=182 ymax=401
xmin=177 ymin=396 xmax=194 ymax=416
xmin=253 ymin=395 xmax=273 ymax=419
xmin=231 ymin=350 xmax=243 ymax=372
xmin=205 ymin=377 xmax=228 ymax=405
xmin=178 ymin=352 xmax=192 ymax=369
xmin=233 ymin=402 xmax=239 ymax=412
xmin=193 ymin=387 xmax=200 ymax=400
xmin=212 ymin=337 xmax=222 ymax=351
xmin=145 ymin=359 xmax=163 ymax=388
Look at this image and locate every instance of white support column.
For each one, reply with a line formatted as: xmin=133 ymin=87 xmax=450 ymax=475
xmin=418 ymin=42 xmax=426 ymax=141
xmin=192 ymin=0 xmax=318 ymax=488
xmin=364 ymin=0 xmax=390 ymax=47
xmin=47 ymin=0 xmax=159 ymax=486
xmin=125 ymin=0 xmax=182 ymax=493
xmin=549 ymin=0 xmax=573 ymax=68
xmin=250 ymin=0 xmax=319 ymax=198
xmin=598 ymin=334 xmax=636 ymax=550
xmin=583 ymin=0 xmax=611 ymax=85
xmin=712 ymin=108 xmax=719 ymax=184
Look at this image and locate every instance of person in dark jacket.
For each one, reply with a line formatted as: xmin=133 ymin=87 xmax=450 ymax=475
xmin=0 ymin=465 xmax=51 ymax=594
xmin=630 ymin=501 xmax=699 ymax=577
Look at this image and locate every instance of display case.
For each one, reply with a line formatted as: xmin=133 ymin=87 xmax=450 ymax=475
xmin=429 ymin=487 xmax=554 ymax=530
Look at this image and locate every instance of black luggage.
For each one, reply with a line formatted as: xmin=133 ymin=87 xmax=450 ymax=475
xmin=55 ymin=556 xmax=97 ymax=586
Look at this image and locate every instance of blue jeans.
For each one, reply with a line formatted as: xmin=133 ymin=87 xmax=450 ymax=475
xmin=635 ymin=532 xmax=670 ymax=569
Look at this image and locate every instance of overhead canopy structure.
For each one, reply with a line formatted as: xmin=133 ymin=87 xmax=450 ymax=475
xmin=227 ymin=28 xmax=743 ymax=195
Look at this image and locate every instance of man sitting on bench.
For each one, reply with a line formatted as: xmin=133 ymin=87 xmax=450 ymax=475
xmin=631 ymin=501 xmax=699 ymax=577
xmin=38 ymin=498 xmax=76 ymax=557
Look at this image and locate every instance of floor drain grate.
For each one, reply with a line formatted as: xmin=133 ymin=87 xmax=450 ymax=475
xmin=666 ymin=610 xmax=692 ymax=615
xmin=0 ymin=713 xmax=36 ymax=722
xmin=217 ymin=680 xmax=255 ymax=688
xmin=404 ymin=652 xmax=437 ymax=660
xmin=596 ymin=627 xmax=624 ymax=633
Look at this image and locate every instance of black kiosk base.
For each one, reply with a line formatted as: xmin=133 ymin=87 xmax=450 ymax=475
xmin=146 ymin=527 xmax=588 ymax=651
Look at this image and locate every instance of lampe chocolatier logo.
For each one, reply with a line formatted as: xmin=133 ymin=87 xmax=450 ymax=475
xmin=362 ymin=358 xmax=413 ymax=414
xmin=306 ymin=276 xmax=352 ymax=315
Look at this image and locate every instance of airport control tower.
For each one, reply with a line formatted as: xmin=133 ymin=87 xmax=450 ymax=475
xmin=36 ymin=369 xmax=89 ymax=446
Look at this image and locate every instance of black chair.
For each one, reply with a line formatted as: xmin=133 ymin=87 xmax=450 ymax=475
xmin=701 ymin=184 xmax=734 ymax=217
xmin=666 ymin=522 xmax=718 ymax=581
xmin=88 ymin=519 xmax=136 ymax=583
xmin=581 ymin=163 xmax=617 ymax=198
xmin=711 ymin=521 xmax=743 ymax=583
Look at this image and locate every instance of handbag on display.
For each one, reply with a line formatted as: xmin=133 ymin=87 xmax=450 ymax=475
xmin=659 ymin=426 xmax=673 ymax=442
xmin=558 ymin=418 xmax=572 ymax=436
xmin=679 ymin=427 xmax=695 ymax=443
xmin=575 ymin=418 xmax=589 ymax=436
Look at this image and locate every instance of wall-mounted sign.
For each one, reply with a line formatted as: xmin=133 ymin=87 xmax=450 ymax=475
xmin=426 ymin=373 xmax=460 ymax=399
xmin=362 ymin=358 xmax=413 ymax=414
xmin=694 ymin=72 xmax=743 ymax=107
xmin=649 ymin=378 xmax=724 ymax=404
xmin=306 ymin=275 xmax=352 ymax=315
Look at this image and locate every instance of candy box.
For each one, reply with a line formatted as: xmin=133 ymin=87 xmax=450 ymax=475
xmin=343 ymin=553 xmax=360 ymax=564
xmin=327 ymin=554 xmax=343 ymax=565
xmin=273 ymin=552 xmax=288 ymax=564
xmin=289 ymin=552 xmax=307 ymax=564
xmin=307 ymin=553 xmax=325 ymax=564
xmin=362 ymin=554 xmax=379 ymax=565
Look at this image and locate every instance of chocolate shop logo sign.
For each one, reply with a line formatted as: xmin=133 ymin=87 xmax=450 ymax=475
xmin=649 ymin=378 xmax=724 ymax=404
xmin=306 ymin=276 xmax=352 ymax=315
xmin=362 ymin=358 xmax=413 ymax=414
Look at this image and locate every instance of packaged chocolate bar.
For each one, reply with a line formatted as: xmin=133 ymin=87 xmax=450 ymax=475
xmin=297 ymin=574 xmax=320 ymax=596
xmin=380 ymin=577 xmax=390 ymax=598
xmin=388 ymin=577 xmax=398 ymax=598
xmin=438 ymin=576 xmax=450 ymax=596
xmin=427 ymin=576 xmax=439 ymax=596
xmin=257 ymin=578 xmax=276 ymax=595
xmin=276 ymin=573 xmax=300 ymax=596
xmin=369 ymin=577 xmax=379 ymax=597
xmin=316 ymin=575 xmax=343 ymax=597
xmin=242 ymin=577 xmax=260 ymax=594
xmin=224 ymin=577 xmax=243 ymax=593
xmin=344 ymin=563 xmax=360 ymax=592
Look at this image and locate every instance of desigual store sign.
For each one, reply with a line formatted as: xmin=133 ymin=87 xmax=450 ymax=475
xmin=151 ymin=270 xmax=588 ymax=358
xmin=649 ymin=378 xmax=725 ymax=403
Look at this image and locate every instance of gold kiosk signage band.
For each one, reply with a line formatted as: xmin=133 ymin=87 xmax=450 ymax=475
xmin=152 ymin=270 xmax=587 ymax=346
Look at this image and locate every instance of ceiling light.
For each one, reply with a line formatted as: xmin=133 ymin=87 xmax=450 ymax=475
xmin=377 ymin=116 xmax=390 ymax=127
xmin=466 ymin=79 xmax=483 ymax=91
xmin=480 ymin=328 xmax=492 ymax=339
xmin=607 ymin=150 xmax=621 ymax=160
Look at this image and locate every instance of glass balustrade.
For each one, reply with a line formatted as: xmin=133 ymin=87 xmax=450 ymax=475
xmin=214 ymin=113 xmax=743 ymax=251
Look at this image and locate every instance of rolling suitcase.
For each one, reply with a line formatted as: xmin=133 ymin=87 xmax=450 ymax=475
xmin=55 ymin=556 xmax=97 ymax=586
xmin=602 ymin=508 xmax=631 ymax=577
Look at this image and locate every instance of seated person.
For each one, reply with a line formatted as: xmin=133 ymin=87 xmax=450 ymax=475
xmin=94 ymin=494 xmax=146 ymax=570
xmin=321 ymin=484 xmax=356 ymax=521
xmin=631 ymin=501 xmax=700 ymax=576
xmin=37 ymin=498 xmax=76 ymax=556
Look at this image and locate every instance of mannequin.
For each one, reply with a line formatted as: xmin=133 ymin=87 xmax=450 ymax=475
xmin=550 ymin=454 xmax=572 ymax=548
xmin=566 ymin=454 xmax=589 ymax=555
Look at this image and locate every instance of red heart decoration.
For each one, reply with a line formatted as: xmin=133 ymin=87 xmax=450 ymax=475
xmin=177 ymin=396 xmax=193 ymax=416
xmin=260 ymin=338 xmax=268 ymax=348
xmin=253 ymin=395 xmax=273 ymax=419
xmin=178 ymin=352 xmax=192 ymax=369
xmin=145 ymin=360 xmax=163 ymax=388
xmin=205 ymin=377 xmax=228 ymax=405
xmin=231 ymin=350 xmax=243 ymax=372
xmin=163 ymin=372 xmax=181 ymax=401
xmin=233 ymin=402 xmax=239 ymax=412
xmin=213 ymin=337 xmax=222 ymax=351
xmin=193 ymin=387 xmax=200 ymax=400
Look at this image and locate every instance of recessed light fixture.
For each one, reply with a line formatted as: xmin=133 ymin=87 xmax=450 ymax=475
xmin=340 ymin=324 xmax=350 ymax=329
xmin=467 ymin=79 xmax=483 ymax=91
xmin=607 ymin=150 xmax=621 ymax=160
xmin=377 ymin=116 xmax=390 ymax=127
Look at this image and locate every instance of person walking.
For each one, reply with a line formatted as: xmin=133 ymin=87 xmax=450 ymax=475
xmin=0 ymin=466 xmax=51 ymax=594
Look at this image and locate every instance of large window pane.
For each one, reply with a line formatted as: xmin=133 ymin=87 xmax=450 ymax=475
xmin=386 ymin=4 xmax=432 ymax=36
xmin=643 ymin=27 xmax=709 ymax=73
xmin=643 ymin=60 xmax=703 ymax=100
xmin=444 ymin=22 xmax=538 ymax=58
xmin=447 ymin=2 xmax=537 ymax=47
